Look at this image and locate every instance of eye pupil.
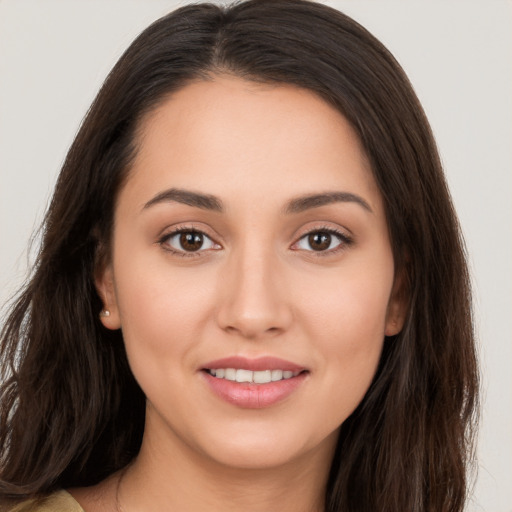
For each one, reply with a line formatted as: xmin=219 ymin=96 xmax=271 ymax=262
xmin=180 ymin=232 xmax=203 ymax=251
xmin=308 ymin=232 xmax=331 ymax=251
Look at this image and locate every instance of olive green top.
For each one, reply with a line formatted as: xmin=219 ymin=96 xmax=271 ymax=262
xmin=8 ymin=491 xmax=84 ymax=512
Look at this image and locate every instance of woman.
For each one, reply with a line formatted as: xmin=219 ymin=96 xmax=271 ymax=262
xmin=0 ymin=1 xmax=478 ymax=511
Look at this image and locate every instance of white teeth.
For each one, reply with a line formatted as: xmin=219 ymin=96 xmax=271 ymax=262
xmin=208 ymin=368 xmax=301 ymax=383
xmin=224 ymin=368 xmax=236 ymax=381
xmin=271 ymin=369 xmax=283 ymax=381
xmin=235 ymin=369 xmax=253 ymax=383
xmin=253 ymin=370 xmax=272 ymax=384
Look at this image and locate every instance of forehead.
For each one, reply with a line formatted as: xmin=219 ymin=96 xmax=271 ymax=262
xmin=123 ymin=75 xmax=381 ymax=213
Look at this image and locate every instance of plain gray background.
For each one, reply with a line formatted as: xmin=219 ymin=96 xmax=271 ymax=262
xmin=1 ymin=1 xmax=511 ymax=510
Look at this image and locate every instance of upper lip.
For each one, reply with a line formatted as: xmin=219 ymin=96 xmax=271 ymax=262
xmin=202 ymin=356 xmax=306 ymax=373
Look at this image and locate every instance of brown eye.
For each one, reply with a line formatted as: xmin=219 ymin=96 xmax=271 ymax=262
xmin=308 ymin=232 xmax=332 ymax=251
xmin=179 ymin=231 xmax=204 ymax=251
xmin=294 ymin=229 xmax=350 ymax=254
xmin=162 ymin=230 xmax=218 ymax=254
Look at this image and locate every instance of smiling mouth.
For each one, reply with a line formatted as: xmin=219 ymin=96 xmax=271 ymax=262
xmin=202 ymin=359 xmax=308 ymax=408
xmin=205 ymin=368 xmax=303 ymax=384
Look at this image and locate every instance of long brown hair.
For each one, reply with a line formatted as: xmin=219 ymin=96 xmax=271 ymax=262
xmin=0 ymin=1 xmax=478 ymax=510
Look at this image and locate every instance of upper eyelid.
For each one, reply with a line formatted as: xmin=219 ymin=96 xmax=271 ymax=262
xmin=293 ymin=223 xmax=352 ymax=240
xmin=158 ymin=223 xmax=219 ymax=241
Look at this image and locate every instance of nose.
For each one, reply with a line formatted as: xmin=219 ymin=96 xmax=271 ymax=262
xmin=215 ymin=245 xmax=293 ymax=340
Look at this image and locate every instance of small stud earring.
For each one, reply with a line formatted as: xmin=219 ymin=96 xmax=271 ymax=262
xmin=100 ymin=309 xmax=111 ymax=318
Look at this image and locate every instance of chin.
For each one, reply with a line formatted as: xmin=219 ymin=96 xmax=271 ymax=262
xmin=198 ymin=426 xmax=338 ymax=472
xmin=208 ymin=444 xmax=305 ymax=470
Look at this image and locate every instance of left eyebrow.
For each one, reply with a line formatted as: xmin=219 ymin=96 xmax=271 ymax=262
xmin=283 ymin=191 xmax=373 ymax=214
xmin=142 ymin=188 xmax=224 ymax=212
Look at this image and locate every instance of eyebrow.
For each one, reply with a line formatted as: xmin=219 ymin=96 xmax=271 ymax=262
xmin=143 ymin=188 xmax=224 ymax=212
xmin=142 ymin=188 xmax=372 ymax=214
xmin=284 ymin=191 xmax=373 ymax=214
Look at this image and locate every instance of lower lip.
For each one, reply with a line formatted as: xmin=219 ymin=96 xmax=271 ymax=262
xmin=202 ymin=371 xmax=307 ymax=409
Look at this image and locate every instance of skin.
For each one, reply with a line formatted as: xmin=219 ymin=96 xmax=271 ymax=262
xmin=73 ymin=76 xmax=406 ymax=512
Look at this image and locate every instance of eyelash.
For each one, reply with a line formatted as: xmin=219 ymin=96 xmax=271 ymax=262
xmin=157 ymin=225 xmax=353 ymax=258
xmin=158 ymin=225 xmax=219 ymax=258
xmin=292 ymin=226 xmax=353 ymax=257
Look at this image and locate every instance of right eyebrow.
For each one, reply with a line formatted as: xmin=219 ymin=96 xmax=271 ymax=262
xmin=142 ymin=188 xmax=224 ymax=212
xmin=284 ymin=191 xmax=373 ymax=215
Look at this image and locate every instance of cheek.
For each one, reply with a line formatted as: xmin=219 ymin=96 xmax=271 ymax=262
xmin=297 ymin=255 xmax=394 ymax=410
xmin=315 ymin=285 xmax=388 ymax=381
xmin=301 ymin=259 xmax=393 ymax=347
xmin=112 ymin=252 xmax=216 ymax=369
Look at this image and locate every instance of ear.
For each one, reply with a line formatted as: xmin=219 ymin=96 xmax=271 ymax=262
xmin=95 ymin=263 xmax=122 ymax=330
xmin=384 ymin=269 xmax=408 ymax=336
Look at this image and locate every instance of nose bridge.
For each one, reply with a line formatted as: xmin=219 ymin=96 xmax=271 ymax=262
xmin=216 ymin=235 xmax=291 ymax=338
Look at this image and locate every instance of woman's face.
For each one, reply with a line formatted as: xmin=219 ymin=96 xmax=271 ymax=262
xmin=98 ymin=76 xmax=405 ymax=471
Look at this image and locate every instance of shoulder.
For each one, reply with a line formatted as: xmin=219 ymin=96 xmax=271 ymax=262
xmin=4 ymin=491 xmax=84 ymax=512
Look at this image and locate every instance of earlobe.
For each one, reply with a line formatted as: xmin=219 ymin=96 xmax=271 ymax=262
xmin=384 ymin=270 xmax=408 ymax=337
xmin=95 ymin=264 xmax=122 ymax=330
